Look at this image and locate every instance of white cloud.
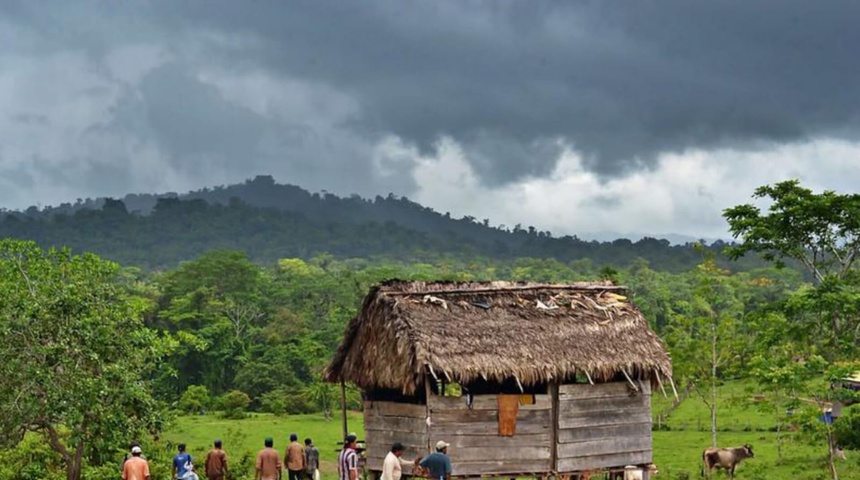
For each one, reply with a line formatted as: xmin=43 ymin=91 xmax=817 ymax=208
xmin=409 ymin=138 xmax=860 ymax=240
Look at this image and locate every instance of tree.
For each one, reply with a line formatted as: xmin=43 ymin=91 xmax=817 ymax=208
xmin=664 ymin=255 xmax=742 ymax=448
xmin=220 ymin=390 xmax=251 ymax=419
xmin=178 ymin=385 xmax=212 ymax=414
xmin=724 ymin=180 xmax=860 ymax=354
xmin=725 ymin=181 xmax=860 ymax=480
xmin=0 ymin=240 xmax=168 ymax=480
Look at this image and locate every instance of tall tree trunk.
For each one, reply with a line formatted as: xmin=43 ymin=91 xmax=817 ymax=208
xmin=710 ymin=321 xmax=718 ymax=448
xmin=827 ymin=427 xmax=839 ymax=480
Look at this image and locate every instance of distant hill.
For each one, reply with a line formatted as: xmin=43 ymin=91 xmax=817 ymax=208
xmin=0 ymin=175 xmax=760 ymax=271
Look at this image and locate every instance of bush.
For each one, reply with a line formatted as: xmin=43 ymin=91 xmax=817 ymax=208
xmin=260 ymin=388 xmax=315 ymax=415
xmin=834 ymin=404 xmax=860 ymax=449
xmin=220 ymin=390 xmax=251 ymax=419
xmin=178 ymin=385 xmax=211 ymax=414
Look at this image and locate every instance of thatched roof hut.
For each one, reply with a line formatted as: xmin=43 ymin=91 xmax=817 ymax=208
xmin=326 ymin=280 xmax=672 ymax=479
xmin=326 ymin=280 xmax=672 ymax=394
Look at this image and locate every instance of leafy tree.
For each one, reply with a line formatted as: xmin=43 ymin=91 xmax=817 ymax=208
xmin=178 ymin=385 xmax=212 ymax=414
xmin=220 ymin=390 xmax=251 ymax=419
xmin=303 ymin=382 xmax=337 ymax=420
xmin=725 ymin=180 xmax=860 ymax=354
xmin=664 ymin=256 xmax=742 ymax=448
xmin=0 ymin=240 xmax=168 ymax=480
xmin=725 ymin=181 xmax=860 ymax=480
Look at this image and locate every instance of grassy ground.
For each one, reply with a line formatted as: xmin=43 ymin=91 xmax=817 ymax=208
xmin=165 ymin=383 xmax=860 ymax=480
xmin=164 ymin=412 xmax=364 ymax=479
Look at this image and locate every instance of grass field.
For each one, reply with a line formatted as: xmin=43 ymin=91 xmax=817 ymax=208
xmin=164 ymin=383 xmax=860 ymax=480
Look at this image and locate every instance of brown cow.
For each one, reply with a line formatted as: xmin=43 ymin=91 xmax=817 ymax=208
xmin=701 ymin=444 xmax=754 ymax=478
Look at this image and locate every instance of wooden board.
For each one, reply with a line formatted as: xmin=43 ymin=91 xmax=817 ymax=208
xmin=365 ymin=401 xmax=427 ymax=418
xmin=440 ymin=432 xmax=551 ymax=449
xmin=366 ymin=444 xmax=426 ymax=460
xmin=429 ymin=408 xmax=551 ymax=424
xmin=558 ymin=422 xmax=651 ymax=444
xmin=429 ymin=394 xmax=551 ymax=411
xmin=452 ymin=459 xmax=551 ymax=477
xmin=446 ymin=445 xmax=551 ymax=463
xmin=556 ymin=436 xmax=651 ymax=458
xmin=559 ymin=381 xmax=651 ymax=400
xmin=557 ymin=411 xmax=651 ymax=429
xmin=364 ymin=429 xmax=427 ymax=447
xmin=365 ymin=415 xmax=428 ymax=433
xmin=557 ymin=395 xmax=649 ymax=414
xmin=557 ymin=451 xmax=652 ymax=473
xmin=430 ymin=420 xmax=551 ymax=436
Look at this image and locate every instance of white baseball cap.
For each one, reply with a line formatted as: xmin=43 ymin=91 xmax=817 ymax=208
xmin=131 ymin=446 xmax=142 ymax=454
xmin=435 ymin=440 xmax=449 ymax=450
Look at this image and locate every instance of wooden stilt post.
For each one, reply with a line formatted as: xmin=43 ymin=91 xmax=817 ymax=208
xmin=550 ymin=382 xmax=560 ymax=477
xmin=341 ymin=380 xmax=349 ymax=441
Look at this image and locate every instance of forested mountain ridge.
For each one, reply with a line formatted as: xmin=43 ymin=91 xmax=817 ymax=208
xmin=0 ymin=175 xmax=761 ymax=271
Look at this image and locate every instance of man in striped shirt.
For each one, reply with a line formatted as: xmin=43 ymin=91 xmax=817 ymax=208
xmin=338 ymin=435 xmax=359 ymax=480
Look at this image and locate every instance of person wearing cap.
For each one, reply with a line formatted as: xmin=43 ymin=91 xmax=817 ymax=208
xmin=382 ymin=442 xmax=416 ymax=480
xmin=419 ymin=441 xmax=452 ymax=480
xmin=337 ymin=434 xmax=359 ymax=480
xmin=303 ymin=438 xmax=320 ymax=480
xmin=122 ymin=445 xmax=151 ymax=480
xmin=285 ymin=433 xmax=305 ymax=480
xmin=256 ymin=437 xmax=283 ymax=480
xmin=122 ymin=441 xmax=146 ymax=471
xmin=205 ymin=439 xmax=229 ymax=480
xmin=173 ymin=443 xmax=199 ymax=480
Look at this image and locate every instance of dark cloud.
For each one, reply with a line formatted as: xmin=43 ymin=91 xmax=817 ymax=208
xmin=144 ymin=0 xmax=860 ymax=183
xmin=2 ymin=0 xmax=860 ymax=200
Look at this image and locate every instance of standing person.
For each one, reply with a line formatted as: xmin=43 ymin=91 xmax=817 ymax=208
xmin=256 ymin=437 xmax=283 ymax=480
xmin=382 ymin=442 xmax=416 ymax=480
xmin=303 ymin=438 xmax=320 ymax=480
xmin=122 ymin=445 xmax=151 ymax=480
xmin=419 ymin=441 xmax=452 ymax=480
xmin=205 ymin=439 xmax=229 ymax=480
xmin=337 ymin=434 xmax=359 ymax=480
xmin=122 ymin=441 xmax=145 ymax=471
xmin=173 ymin=443 xmax=199 ymax=480
xmin=285 ymin=433 xmax=305 ymax=480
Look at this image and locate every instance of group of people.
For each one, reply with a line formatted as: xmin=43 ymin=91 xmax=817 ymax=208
xmin=254 ymin=434 xmax=321 ymax=480
xmin=119 ymin=433 xmax=450 ymax=480
xmin=337 ymin=434 xmax=453 ymax=480
xmin=120 ymin=440 xmax=229 ymax=480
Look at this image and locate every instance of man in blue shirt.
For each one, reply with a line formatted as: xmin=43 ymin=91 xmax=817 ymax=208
xmin=419 ymin=441 xmax=452 ymax=480
xmin=173 ymin=443 xmax=199 ymax=480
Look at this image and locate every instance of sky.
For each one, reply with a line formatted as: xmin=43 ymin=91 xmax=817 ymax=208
xmin=2 ymin=1 xmax=860 ymax=240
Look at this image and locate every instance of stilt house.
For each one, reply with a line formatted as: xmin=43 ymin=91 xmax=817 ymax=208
xmin=325 ymin=281 xmax=673 ymax=478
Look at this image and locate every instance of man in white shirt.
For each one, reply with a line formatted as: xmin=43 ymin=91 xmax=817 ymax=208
xmin=381 ymin=443 xmax=416 ymax=480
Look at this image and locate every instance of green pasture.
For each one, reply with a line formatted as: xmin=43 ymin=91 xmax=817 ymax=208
xmin=164 ymin=382 xmax=860 ymax=480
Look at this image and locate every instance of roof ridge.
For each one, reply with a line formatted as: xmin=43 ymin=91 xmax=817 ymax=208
xmin=381 ymin=283 xmax=628 ymax=296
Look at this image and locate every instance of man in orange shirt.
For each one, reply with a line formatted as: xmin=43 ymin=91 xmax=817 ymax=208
xmin=122 ymin=446 xmax=151 ymax=480
xmin=285 ymin=433 xmax=305 ymax=480
xmin=256 ymin=437 xmax=282 ymax=480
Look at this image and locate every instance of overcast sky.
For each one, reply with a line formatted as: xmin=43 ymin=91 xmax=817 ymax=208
xmin=2 ymin=1 xmax=860 ymax=239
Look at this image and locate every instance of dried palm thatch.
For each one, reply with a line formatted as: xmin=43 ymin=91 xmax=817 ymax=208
xmin=325 ymin=280 xmax=672 ymax=394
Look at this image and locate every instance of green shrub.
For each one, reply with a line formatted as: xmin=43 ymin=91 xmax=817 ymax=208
xmin=834 ymin=404 xmax=860 ymax=449
xmin=178 ymin=385 xmax=212 ymax=414
xmin=221 ymin=390 xmax=251 ymax=419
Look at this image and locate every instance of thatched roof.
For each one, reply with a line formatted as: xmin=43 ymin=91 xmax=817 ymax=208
xmin=325 ymin=280 xmax=672 ymax=394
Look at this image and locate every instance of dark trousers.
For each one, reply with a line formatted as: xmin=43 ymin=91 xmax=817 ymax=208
xmin=289 ymin=469 xmax=303 ymax=480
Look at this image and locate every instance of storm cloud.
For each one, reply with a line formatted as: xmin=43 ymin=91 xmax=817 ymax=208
xmin=2 ymin=1 xmax=860 ymax=236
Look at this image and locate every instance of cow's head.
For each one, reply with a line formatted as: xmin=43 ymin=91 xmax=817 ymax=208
xmin=742 ymin=444 xmax=754 ymax=458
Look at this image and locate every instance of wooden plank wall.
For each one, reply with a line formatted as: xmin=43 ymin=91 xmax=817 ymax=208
xmin=428 ymin=394 xmax=553 ymax=476
xmin=364 ymin=401 xmax=428 ymax=472
xmin=555 ymin=382 xmax=652 ymax=473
